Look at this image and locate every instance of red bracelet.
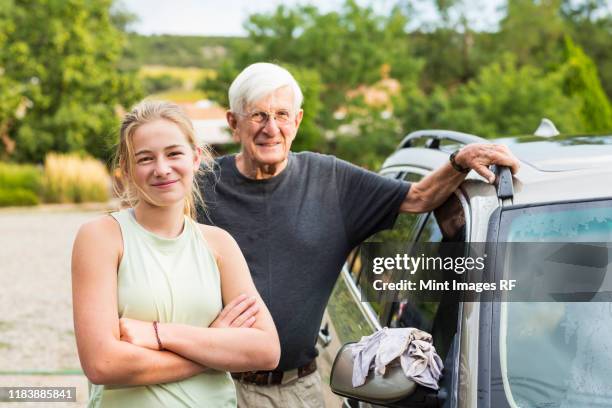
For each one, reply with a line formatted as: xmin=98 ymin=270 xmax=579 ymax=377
xmin=153 ymin=321 xmax=163 ymax=350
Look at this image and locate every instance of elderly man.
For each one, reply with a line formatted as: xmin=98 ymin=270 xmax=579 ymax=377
xmin=198 ymin=62 xmax=519 ymax=407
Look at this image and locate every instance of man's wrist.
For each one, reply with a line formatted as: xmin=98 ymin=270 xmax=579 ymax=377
xmin=449 ymin=149 xmax=470 ymax=174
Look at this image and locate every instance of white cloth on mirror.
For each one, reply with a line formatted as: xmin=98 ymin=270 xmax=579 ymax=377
xmin=349 ymin=327 xmax=443 ymax=390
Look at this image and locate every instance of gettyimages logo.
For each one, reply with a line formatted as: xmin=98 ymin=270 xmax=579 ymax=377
xmin=372 ymin=253 xmax=486 ymax=275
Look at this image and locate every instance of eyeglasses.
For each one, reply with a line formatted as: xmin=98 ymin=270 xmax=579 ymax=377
xmin=240 ymin=110 xmax=294 ymax=125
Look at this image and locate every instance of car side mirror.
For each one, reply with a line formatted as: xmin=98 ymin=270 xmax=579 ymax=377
xmin=330 ymin=342 xmax=422 ymax=406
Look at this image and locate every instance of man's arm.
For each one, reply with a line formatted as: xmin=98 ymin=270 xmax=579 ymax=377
xmin=400 ymin=143 xmax=520 ymax=214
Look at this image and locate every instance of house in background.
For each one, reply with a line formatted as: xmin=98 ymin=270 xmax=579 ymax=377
xmin=177 ymin=100 xmax=233 ymax=147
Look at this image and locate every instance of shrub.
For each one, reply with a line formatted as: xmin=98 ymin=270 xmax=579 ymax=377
xmin=0 ymin=162 xmax=43 ymax=193
xmin=0 ymin=188 xmax=39 ymax=207
xmin=43 ymin=153 xmax=110 ymax=203
xmin=143 ymin=74 xmax=183 ymax=94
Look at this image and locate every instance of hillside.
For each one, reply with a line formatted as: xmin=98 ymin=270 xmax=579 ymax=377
xmin=120 ymin=34 xmax=248 ymax=70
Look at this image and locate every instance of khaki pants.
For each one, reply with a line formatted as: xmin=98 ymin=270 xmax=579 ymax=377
xmin=235 ymin=371 xmax=325 ymax=408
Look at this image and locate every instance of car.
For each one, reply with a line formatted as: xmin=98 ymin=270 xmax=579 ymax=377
xmin=317 ymin=127 xmax=612 ymax=408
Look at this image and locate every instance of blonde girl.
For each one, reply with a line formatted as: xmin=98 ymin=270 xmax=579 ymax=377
xmin=72 ymin=100 xmax=279 ymax=407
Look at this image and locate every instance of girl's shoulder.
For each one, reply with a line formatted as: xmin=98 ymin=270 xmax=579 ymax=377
xmin=195 ymin=223 xmax=238 ymax=261
xmin=78 ymin=214 xmax=122 ymax=236
xmin=196 ymin=223 xmax=235 ymax=245
xmin=74 ymin=214 xmax=123 ymax=257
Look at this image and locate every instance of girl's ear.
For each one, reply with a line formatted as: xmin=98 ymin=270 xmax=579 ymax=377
xmin=193 ymin=146 xmax=202 ymax=171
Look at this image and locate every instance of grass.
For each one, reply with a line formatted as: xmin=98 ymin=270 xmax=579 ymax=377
xmin=0 ymin=188 xmax=39 ymax=206
xmin=42 ymin=153 xmax=110 ymax=203
xmin=0 ymin=162 xmax=42 ymax=206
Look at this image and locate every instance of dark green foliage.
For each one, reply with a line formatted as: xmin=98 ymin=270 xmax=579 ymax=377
xmin=561 ymin=0 xmax=612 ymax=99
xmin=0 ymin=188 xmax=39 ymax=206
xmin=0 ymin=162 xmax=42 ymax=193
xmin=561 ymin=36 xmax=612 ymax=132
xmin=142 ymin=74 xmax=183 ymax=94
xmin=333 ymin=110 xmax=402 ymax=170
xmin=197 ymin=60 xmax=238 ymax=109
xmin=498 ymin=0 xmax=567 ymax=69
xmin=284 ymin=65 xmax=324 ymax=153
xmin=436 ymin=54 xmax=583 ymax=136
xmin=0 ymin=0 xmax=142 ymax=163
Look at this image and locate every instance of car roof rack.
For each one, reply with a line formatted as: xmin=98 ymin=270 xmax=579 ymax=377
xmin=397 ymin=129 xmax=513 ymax=200
xmin=398 ymin=129 xmax=488 ymax=150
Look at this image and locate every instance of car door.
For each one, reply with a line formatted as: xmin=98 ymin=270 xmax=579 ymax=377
xmin=483 ymin=198 xmax=612 ymax=408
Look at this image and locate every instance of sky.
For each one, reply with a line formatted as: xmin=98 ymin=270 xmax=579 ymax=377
xmin=119 ymin=0 xmax=506 ymax=37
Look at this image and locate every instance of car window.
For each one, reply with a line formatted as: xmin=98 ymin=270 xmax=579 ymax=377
xmin=498 ymin=200 xmax=612 ymax=408
xmin=326 ymin=172 xmax=425 ymax=345
xmin=355 ymin=171 xmax=427 ymax=321
xmin=387 ymin=193 xmax=466 ymax=360
xmin=365 ymin=171 xmax=424 ymax=245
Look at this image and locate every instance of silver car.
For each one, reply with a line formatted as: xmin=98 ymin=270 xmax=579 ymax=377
xmin=319 ymin=129 xmax=612 ymax=408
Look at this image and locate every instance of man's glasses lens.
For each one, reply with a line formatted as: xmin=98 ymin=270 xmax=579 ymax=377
xmin=249 ymin=111 xmax=291 ymax=124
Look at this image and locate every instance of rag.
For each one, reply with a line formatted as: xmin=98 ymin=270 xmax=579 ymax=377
xmin=349 ymin=327 xmax=443 ymax=390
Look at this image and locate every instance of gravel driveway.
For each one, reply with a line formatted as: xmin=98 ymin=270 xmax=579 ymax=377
xmin=0 ymin=205 xmax=108 ymax=406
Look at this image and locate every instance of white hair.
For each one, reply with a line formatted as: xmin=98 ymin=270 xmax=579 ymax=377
xmin=228 ymin=63 xmax=303 ymax=114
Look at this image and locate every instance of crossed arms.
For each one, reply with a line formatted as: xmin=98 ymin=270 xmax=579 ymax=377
xmin=72 ymin=216 xmax=280 ymax=386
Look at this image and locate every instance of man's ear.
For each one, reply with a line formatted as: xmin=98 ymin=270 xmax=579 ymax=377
xmin=226 ymin=111 xmax=241 ymax=143
xmin=294 ymin=109 xmax=304 ymax=128
xmin=226 ymin=111 xmax=237 ymax=130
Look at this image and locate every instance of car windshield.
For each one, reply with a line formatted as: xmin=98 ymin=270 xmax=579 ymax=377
xmin=499 ymin=200 xmax=612 ymax=408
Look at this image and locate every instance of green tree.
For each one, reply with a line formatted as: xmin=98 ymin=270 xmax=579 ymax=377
xmin=394 ymin=83 xmax=452 ymax=132
xmin=0 ymin=0 xmax=32 ymax=157
xmin=285 ymin=65 xmax=324 ymax=152
xmin=498 ymin=0 xmax=568 ymax=70
xmin=142 ymin=74 xmax=183 ymax=94
xmin=408 ymin=0 xmax=485 ymax=91
xmin=429 ymin=54 xmax=582 ymax=136
xmin=561 ymin=0 xmax=612 ymax=99
xmin=1 ymin=0 xmax=141 ymax=163
xmin=561 ymin=36 xmax=612 ymax=132
xmin=332 ymin=106 xmax=403 ymax=169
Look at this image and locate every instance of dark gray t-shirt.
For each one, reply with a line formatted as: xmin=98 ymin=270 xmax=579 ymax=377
xmin=198 ymin=151 xmax=410 ymax=370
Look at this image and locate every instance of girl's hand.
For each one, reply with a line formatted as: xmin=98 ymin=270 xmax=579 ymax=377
xmin=210 ymin=294 xmax=259 ymax=329
xmin=119 ymin=317 xmax=160 ymax=350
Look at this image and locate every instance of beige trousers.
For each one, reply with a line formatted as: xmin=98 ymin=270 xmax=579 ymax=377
xmin=235 ymin=371 xmax=325 ymax=408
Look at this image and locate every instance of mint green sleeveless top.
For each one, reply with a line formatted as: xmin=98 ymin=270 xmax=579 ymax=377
xmin=88 ymin=209 xmax=236 ymax=408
